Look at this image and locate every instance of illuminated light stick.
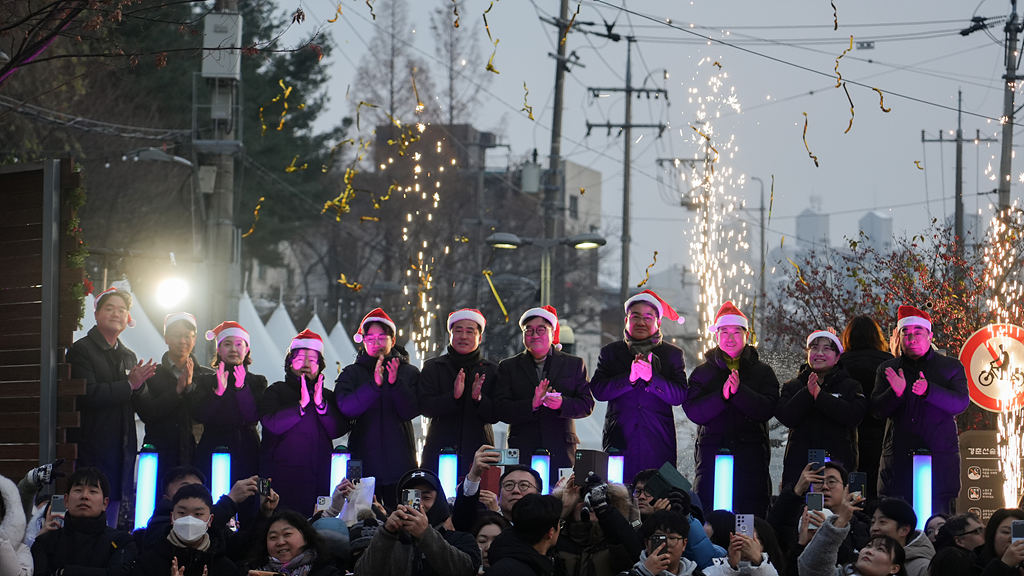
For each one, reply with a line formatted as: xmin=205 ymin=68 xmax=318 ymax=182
xmin=211 ymin=446 xmax=231 ymax=503
xmin=532 ymin=449 xmax=551 ymax=494
xmin=330 ymin=446 xmax=351 ymax=493
xmin=607 ymin=448 xmax=625 ymax=485
xmin=714 ymin=449 xmax=734 ymax=512
xmin=134 ymin=445 xmax=159 ymax=528
xmin=438 ymin=448 xmax=458 ymax=499
xmin=913 ymin=450 xmax=932 ymax=530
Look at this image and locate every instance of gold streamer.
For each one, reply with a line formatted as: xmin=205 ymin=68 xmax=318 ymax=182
xmin=831 ymin=0 xmax=838 ymax=30
xmin=412 ymin=72 xmax=424 ymax=113
xmin=691 ymin=125 xmax=720 ymax=174
xmin=842 ymin=82 xmax=854 ymax=134
xmin=285 ymin=155 xmax=307 ymax=172
xmin=915 ymin=160 xmax=924 ymax=170
xmin=454 ymin=235 xmax=470 ymax=243
xmin=579 ymin=187 xmax=585 ymax=195
xmin=360 ymin=216 xmax=380 ymax=223
xmin=781 ymin=237 xmax=808 ymax=285
xmin=712 ymin=61 xmax=722 ymax=69
xmin=327 ymin=3 xmax=342 ymax=22
xmin=486 ymin=39 xmax=500 ymax=74
xmin=355 ymin=101 xmax=378 ymax=130
xmin=802 ymin=112 xmax=819 ymax=167
xmin=521 ymin=82 xmax=534 ymax=120
xmin=241 ymin=197 xmax=265 ymax=238
xmin=321 ymin=138 xmax=354 ymax=173
xmin=872 ymin=88 xmax=891 ymax=113
xmin=365 ymin=0 xmax=375 ymax=20
xmin=482 ymin=270 xmax=509 ymax=322
xmin=452 ymin=0 xmax=459 ymax=27
xmin=338 ymin=273 xmax=363 ymax=292
xmin=637 ymin=251 xmax=658 ymax=288
xmin=483 ymin=1 xmax=494 ymax=41
xmin=834 ymin=35 xmax=852 ymax=88
xmin=561 ymin=2 xmax=580 ymax=46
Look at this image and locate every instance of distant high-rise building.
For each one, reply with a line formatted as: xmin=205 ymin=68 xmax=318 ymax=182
xmin=859 ymin=211 xmax=893 ymax=253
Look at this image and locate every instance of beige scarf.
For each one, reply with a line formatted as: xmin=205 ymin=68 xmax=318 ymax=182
xmin=167 ymin=528 xmax=211 ymax=552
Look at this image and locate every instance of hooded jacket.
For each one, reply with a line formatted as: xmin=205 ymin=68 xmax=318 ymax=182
xmin=260 ymin=368 xmax=350 ymax=514
xmin=795 ymin=516 xmax=856 ymax=576
xmin=486 ymin=529 xmax=554 ymax=576
xmin=335 ymin=346 xmax=421 ymax=487
xmin=618 ymin=550 xmax=703 ymax=576
xmin=67 ymin=327 xmax=141 ymax=504
xmin=31 ymin=513 xmax=138 ymax=576
xmin=553 ymin=483 xmax=643 ymax=576
xmin=682 ymin=345 xmax=780 ymax=519
xmin=130 ymin=527 xmax=239 ymax=576
xmin=870 ymin=348 xmax=969 ymax=502
xmin=190 ymin=367 xmax=267 ymax=487
xmin=591 ymin=340 xmax=688 ymax=480
xmin=354 ymin=469 xmax=480 ymax=576
xmin=765 ymin=483 xmax=868 ymax=565
xmin=774 ymin=362 xmax=867 ymax=487
xmin=901 ymin=530 xmax=935 ymax=576
xmin=0 ymin=474 xmax=32 ymax=576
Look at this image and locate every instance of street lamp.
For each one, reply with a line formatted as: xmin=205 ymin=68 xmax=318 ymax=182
xmin=486 ymin=232 xmax=607 ymax=306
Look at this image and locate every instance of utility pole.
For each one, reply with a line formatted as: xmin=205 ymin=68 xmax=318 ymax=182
xmin=999 ymin=2 xmax=1022 ymax=212
xmin=921 ymin=92 xmax=997 ymax=255
xmin=586 ymin=37 xmax=667 ymax=302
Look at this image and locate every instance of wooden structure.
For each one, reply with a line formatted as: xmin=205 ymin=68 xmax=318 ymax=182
xmin=0 ymin=159 xmax=86 ymax=485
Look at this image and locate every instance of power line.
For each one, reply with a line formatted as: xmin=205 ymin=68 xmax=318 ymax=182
xmin=0 ymin=94 xmax=189 ymax=140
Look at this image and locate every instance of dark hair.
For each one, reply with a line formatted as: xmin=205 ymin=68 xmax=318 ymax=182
xmin=171 ymin=483 xmax=213 ymax=510
xmin=807 ymin=336 xmax=840 ymax=354
xmin=164 ymin=319 xmax=197 ymax=336
xmin=364 ymin=321 xmax=395 ymax=338
xmin=510 ymin=494 xmax=562 ymax=545
xmin=642 ymin=509 xmax=690 ymax=539
xmin=66 ymin=467 xmax=110 ymax=499
xmin=161 ymin=465 xmax=207 ymax=498
xmin=934 ymin=512 xmax=978 ymax=550
xmin=250 ymin=511 xmax=333 ymax=569
xmin=841 ymin=315 xmax=888 ymax=352
xmin=924 ymin=512 xmax=948 ymax=537
xmin=212 ymin=342 xmax=253 ymax=367
xmin=631 ymin=469 xmax=659 ymax=488
xmin=500 ymin=465 xmax=543 ymax=491
xmin=875 ymin=498 xmax=917 ymax=532
xmin=97 ymin=290 xmax=132 ymax=311
xmin=704 ymin=509 xmax=735 ymax=550
xmin=521 ymin=315 xmax=553 ymax=329
xmin=755 ymin=518 xmax=786 ymax=574
xmin=471 ymin=512 xmax=510 ymax=538
xmin=860 ymin=536 xmax=906 ymax=575
xmin=284 ymin=347 xmax=327 ymax=375
xmin=983 ymin=508 xmax=1024 ymax=560
xmin=821 ymin=461 xmax=849 ymax=485
xmin=927 ymin=545 xmax=973 ymax=576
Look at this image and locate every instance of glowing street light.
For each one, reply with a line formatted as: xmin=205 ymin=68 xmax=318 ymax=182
xmin=486 ymin=232 xmax=607 ymax=306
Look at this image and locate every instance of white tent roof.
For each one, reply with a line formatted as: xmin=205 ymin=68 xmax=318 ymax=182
xmin=264 ymin=302 xmax=298 ymax=358
xmin=73 ymin=282 xmax=166 ymax=363
xmin=328 ymin=320 xmax=358 ymax=367
xmin=304 ymin=312 xmax=343 ymax=388
xmin=238 ymin=292 xmax=285 ymax=382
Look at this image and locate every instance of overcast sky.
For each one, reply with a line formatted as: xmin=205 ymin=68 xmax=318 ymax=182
xmin=293 ymin=0 xmax=1020 ymax=291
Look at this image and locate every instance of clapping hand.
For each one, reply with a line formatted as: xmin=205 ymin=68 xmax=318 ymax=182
xmin=911 ymin=372 xmax=929 ymax=396
xmin=532 ymin=379 xmax=549 ymax=409
xmin=723 ymin=369 xmax=740 ymax=399
xmin=215 ymin=363 xmax=229 ymax=396
xmin=542 ymin=387 xmax=562 ymax=410
xmin=176 ymin=357 xmax=194 ymax=395
xmin=374 ymin=357 xmax=385 ymax=386
xmin=884 ymin=367 xmax=907 ymax=397
xmin=454 ymin=368 xmax=466 ymax=399
xmin=385 ymin=358 xmax=400 ymax=384
xmin=233 ymin=365 xmax=246 ymax=388
xmin=128 ymin=359 xmax=158 ymax=390
xmin=807 ymin=372 xmax=821 ymax=399
xmin=299 ymin=375 xmax=311 ymax=409
xmin=313 ymin=373 xmax=325 ymax=407
xmin=471 ymin=372 xmax=485 ymax=401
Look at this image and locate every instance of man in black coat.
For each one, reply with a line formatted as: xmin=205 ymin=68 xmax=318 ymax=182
xmin=494 ymin=306 xmax=595 ymax=487
xmin=682 ymin=301 xmax=779 ymax=519
xmin=31 ymin=468 xmax=138 ymax=576
xmin=592 ymin=290 xmax=688 ymax=480
xmin=487 ymin=494 xmax=562 ymax=576
xmin=68 ymin=286 xmax=157 ymax=528
xmin=419 ymin=309 xmax=499 ymax=476
xmin=871 ymin=305 xmax=969 ymax=516
xmin=134 ymin=313 xmax=214 ymax=477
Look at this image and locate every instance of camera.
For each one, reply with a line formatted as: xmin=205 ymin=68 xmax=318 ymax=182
xmin=402 ymin=488 xmax=422 ymax=512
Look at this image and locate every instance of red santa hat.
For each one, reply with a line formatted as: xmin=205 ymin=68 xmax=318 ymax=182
xmin=708 ymin=301 xmax=748 ymax=333
xmin=447 ymin=309 xmax=487 ymax=332
xmin=163 ymin=312 xmax=197 ymax=335
xmin=290 ymin=329 xmax=324 ymax=353
xmin=624 ymin=289 xmax=685 ymax=325
xmin=896 ymin=305 xmax=932 ymax=331
xmin=94 ymin=286 xmax=136 ymax=328
xmin=806 ymin=328 xmax=844 ymax=354
xmin=205 ymin=321 xmax=250 ymax=345
xmin=354 ymin=308 xmax=397 ymax=343
xmin=519 ymin=305 xmax=562 ymax=350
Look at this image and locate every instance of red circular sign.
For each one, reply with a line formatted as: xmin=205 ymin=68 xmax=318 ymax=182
xmin=959 ymin=324 xmax=1024 ymax=412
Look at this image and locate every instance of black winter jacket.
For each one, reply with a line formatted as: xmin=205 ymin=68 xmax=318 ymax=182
xmin=766 ymin=483 xmax=870 ymax=565
xmin=494 ymin=349 xmax=595 ymax=479
xmin=591 ymin=340 xmax=688 ymax=480
xmin=190 ymin=367 xmax=267 ymax=486
xmin=682 ymin=345 xmax=780 ymax=518
xmin=486 ymin=529 xmax=554 ymax=576
xmin=870 ymin=348 xmax=969 ymax=501
xmin=841 ymin=347 xmax=893 ymax=499
xmin=140 ymin=495 xmax=239 ymax=553
xmin=130 ymin=530 xmax=239 ymax=576
xmin=335 ymin=346 xmax=420 ymax=486
xmin=554 ymin=506 xmax=644 ymax=576
xmin=260 ymin=370 xmax=350 ymax=513
xmin=31 ymin=514 xmax=138 ymax=576
xmin=134 ymin=352 xmax=214 ymax=475
xmin=775 ymin=363 xmax=867 ymax=487
xmin=67 ymin=327 xmax=141 ymax=503
xmin=418 ymin=352 xmax=500 ymax=476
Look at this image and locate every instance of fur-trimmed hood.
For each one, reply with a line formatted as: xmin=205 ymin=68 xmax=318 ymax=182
xmin=0 ymin=473 xmax=27 ymax=543
xmin=553 ymin=482 xmax=632 ymax=519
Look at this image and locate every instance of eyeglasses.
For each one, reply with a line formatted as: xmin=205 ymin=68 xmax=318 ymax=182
xmin=165 ymin=332 xmax=195 ymax=341
xmin=653 ymin=535 xmax=684 ymax=546
xmin=957 ymin=526 xmax=984 ymax=538
xmin=633 ymin=488 xmax=652 ymax=499
xmin=501 ymin=481 xmax=537 ymax=492
xmin=628 ymin=313 xmax=658 ymax=323
xmin=812 ymin=478 xmax=842 ymax=489
xmin=363 ymin=335 xmax=390 ymax=344
xmin=523 ymin=326 xmax=549 ymax=337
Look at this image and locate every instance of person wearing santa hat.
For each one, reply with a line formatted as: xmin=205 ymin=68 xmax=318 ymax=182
xmin=418 ymin=309 xmax=500 ymax=477
xmin=335 ymin=308 xmax=421 ymax=509
xmin=682 ymin=301 xmax=780 ymax=519
xmin=591 ymin=290 xmax=688 ymax=480
xmin=774 ymin=328 xmax=868 ymax=489
xmin=493 ymin=305 xmax=595 ymax=486
xmin=134 ymin=313 xmax=215 ymax=478
xmin=870 ymin=305 xmax=968 ymax=515
xmin=190 ymin=321 xmax=268 ymax=523
xmin=68 ymin=286 xmax=157 ymax=527
xmin=259 ymin=330 xmax=350 ymax=513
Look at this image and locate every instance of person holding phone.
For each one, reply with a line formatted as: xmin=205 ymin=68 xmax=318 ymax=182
xmin=619 ymin=508 xmax=700 ymax=576
xmin=260 ymin=330 xmax=350 ymax=514
xmin=971 ymin=508 xmax=1024 ymax=576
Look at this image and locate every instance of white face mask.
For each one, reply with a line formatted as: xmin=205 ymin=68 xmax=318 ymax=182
xmin=173 ymin=515 xmax=209 ymax=542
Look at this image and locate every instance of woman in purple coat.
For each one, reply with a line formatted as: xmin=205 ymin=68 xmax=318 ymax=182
xmin=591 ymin=290 xmax=688 ymax=480
xmin=260 ymin=330 xmax=350 ymax=514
